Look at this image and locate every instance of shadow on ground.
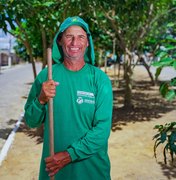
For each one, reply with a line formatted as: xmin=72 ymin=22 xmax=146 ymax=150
xmin=0 ymin=118 xmax=43 ymax=144
xmin=158 ymin=162 xmax=176 ymax=180
xmin=18 ymin=120 xmax=43 ymax=144
xmin=0 ymin=119 xmax=17 ymax=140
xmin=112 ymin=80 xmax=176 ymax=131
xmin=0 ymin=128 xmax=13 ymax=140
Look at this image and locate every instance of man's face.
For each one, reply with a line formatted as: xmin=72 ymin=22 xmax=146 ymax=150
xmin=59 ymin=25 xmax=89 ymax=61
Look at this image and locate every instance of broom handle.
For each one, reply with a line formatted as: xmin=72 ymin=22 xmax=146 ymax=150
xmin=47 ymin=48 xmax=55 ymax=180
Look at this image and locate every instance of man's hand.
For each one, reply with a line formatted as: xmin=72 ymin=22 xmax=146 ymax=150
xmin=45 ymin=151 xmax=71 ymax=177
xmin=38 ymin=80 xmax=59 ymax=105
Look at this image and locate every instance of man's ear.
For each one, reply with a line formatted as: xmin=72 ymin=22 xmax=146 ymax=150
xmin=57 ymin=34 xmax=63 ymax=46
xmin=58 ymin=39 xmax=62 ymax=46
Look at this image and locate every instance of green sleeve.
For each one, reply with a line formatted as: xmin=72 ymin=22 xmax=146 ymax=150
xmin=67 ymin=75 xmax=113 ymax=161
xmin=24 ymin=77 xmax=46 ymax=128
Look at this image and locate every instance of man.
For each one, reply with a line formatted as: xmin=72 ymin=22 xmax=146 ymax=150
xmin=24 ymin=16 xmax=113 ymax=180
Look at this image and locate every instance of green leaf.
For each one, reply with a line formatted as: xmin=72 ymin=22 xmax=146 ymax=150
xmin=155 ymin=141 xmax=162 ymax=151
xmin=156 ymin=51 xmax=168 ymax=58
xmin=159 ymin=57 xmax=173 ymax=65
xmin=40 ymin=17 xmax=44 ymax=22
xmin=153 ymin=133 xmax=160 ymax=139
xmin=154 ymin=125 xmax=163 ymax=129
xmin=170 ymin=132 xmax=176 ymax=144
xmin=164 ymin=144 xmax=169 ymax=164
xmin=167 ymin=22 xmax=175 ymax=27
xmin=170 ymin=78 xmax=176 ymax=86
xmin=152 ymin=58 xmax=173 ymax=67
xmin=160 ymin=132 xmax=167 ymax=143
xmin=165 ymin=90 xmax=176 ymax=101
xmin=165 ymin=35 xmax=175 ymax=41
xmin=155 ymin=67 xmax=162 ymax=79
xmin=42 ymin=1 xmax=54 ymax=7
xmin=173 ymin=61 xmax=176 ymax=70
xmin=159 ymin=82 xmax=169 ymax=97
xmin=152 ymin=61 xmax=162 ymax=67
xmin=165 ymin=45 xmax=176 ymax=51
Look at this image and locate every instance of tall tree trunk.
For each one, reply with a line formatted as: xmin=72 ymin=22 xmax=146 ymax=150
xmin=140 ymin=58 xmax=155 ymax=86
xmin=123 ymin=56 xmax=133 ymax=108
xmin=41 ymin=27 xmax=47 ymax=69
xmin=28 ymin=50 xmax=37 ymax=80
xmin=25 ymin=42 xmax=37 ymax=79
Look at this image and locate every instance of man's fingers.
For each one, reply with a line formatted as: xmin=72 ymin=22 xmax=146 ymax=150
xmin=45 ymin=157 xmax=52 ymax=163
xmin=46 ymin=164 xmax=60 ymax=172
xmin=49 ymin=167 xmax=60 ymax=177
xmin=46 ymin=161 xmax=55 ymax=168
xmin=47 ymin=80 xmax=59 ymax=86
xmin=55 ymin=82 xmax=59 ymax=86
xmin=45 ymin=159 xmax=61 ymax=168
xmin=42 ymin=81 xmax=59 ymax=99
xmin=45 ymin=152 xmax=71 ymax=176
xmin=45 ymin=90 xmax=56 ymax=97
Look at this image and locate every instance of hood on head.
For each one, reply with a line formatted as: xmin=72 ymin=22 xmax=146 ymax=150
xmin=52 ymin=16 xmax=95 ymax=65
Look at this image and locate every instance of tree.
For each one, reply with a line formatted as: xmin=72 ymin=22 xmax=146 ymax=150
xmin=1 ymin=0 xmax=175 ymax=107
xmin=89 ymin=0 xmax=176 ymax=108
xmin=0 ymin=0 xmax=39 ymax=78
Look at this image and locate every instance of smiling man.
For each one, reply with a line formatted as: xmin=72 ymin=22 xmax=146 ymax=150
xmin=24 ymin=16 xmax=113 ymax=180
xmin=60 ymin=25 xmax=88 ymax=59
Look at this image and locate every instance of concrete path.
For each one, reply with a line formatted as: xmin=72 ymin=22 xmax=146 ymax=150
xmin=0 ymin=62 xmax=42 ymax=150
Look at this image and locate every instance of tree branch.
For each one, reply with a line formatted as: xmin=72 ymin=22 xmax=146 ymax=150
xmin=133 ymin=5 xmax=176 ymax=50
xmin=99 ymin=6 xmax=126 ymax=51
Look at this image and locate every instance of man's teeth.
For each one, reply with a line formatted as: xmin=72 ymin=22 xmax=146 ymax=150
xmin=70 ymin=48 xmax=79 ymax=50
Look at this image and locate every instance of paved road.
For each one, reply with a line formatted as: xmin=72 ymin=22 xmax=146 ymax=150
xmin=0 ymin=62 xmax=42 ymax=150
xmin=150 ymin=66 xmax=176 ymax=81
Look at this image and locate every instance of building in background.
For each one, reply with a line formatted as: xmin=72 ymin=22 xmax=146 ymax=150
xmin=0 ymin=30 xmax=19 ymax=68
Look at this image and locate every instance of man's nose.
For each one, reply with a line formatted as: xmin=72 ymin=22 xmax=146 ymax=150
xmin=71 ymin=37 xmax=78 ymax=45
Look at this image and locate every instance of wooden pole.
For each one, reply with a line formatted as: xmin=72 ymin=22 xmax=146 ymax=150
xmin=47 ymin=48 xmax=55 ymax=180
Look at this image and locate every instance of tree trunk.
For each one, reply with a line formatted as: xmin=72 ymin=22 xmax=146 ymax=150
xmin=98 ymin=49 xmax=103 ymax=67
xmin=28 ymin=46 xmax=37 ymax=79
xmin=135 ymin=53 xmax=156 ymax=86
xmin=141 ymin=58 xmax=155 ymax=86
xmin=41 ymin=28 xmax=47 ymax=69
xmin=123 ymin=55 xmax=133 ymax=108
xmin=24 ymin=41 xmax=37 ymax=79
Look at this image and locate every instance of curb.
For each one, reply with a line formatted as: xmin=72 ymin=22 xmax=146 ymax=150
xmin=0 ymin=113 xmax=24 ymax=166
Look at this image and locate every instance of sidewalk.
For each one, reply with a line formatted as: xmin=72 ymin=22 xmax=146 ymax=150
xmin=0 ymin=131 xmax=42 ymax=180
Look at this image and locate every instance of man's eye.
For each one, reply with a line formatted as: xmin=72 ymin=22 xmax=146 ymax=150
xmin=79 ymin=35 xmax=86 ymax=39
xmin=65 ymin=35 xmax=73 ymax=38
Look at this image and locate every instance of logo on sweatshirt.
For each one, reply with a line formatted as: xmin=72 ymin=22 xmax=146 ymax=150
xmin=76 ymin=97 xmax=83 ymax=104
xmin=76 ymin=91 xmax=95 ymax=105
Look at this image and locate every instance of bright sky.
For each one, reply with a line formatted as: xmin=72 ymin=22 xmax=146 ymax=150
xmin=0 ymin=30 xmax=16 ymax=51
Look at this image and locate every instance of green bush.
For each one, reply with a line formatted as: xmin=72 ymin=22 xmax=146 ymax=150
xmin=153 ymin=122 xmax=176 ymax=164
xmin=152 ymin=30 xmax=176 ymax=164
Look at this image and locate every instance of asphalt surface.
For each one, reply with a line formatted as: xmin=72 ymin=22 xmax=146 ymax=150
xmin=0 ymin=62 xmax=42 ymax=151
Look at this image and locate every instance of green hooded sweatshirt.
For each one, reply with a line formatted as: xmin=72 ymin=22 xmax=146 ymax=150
xmin=24 ymin=16 xmax=113 ymax=180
